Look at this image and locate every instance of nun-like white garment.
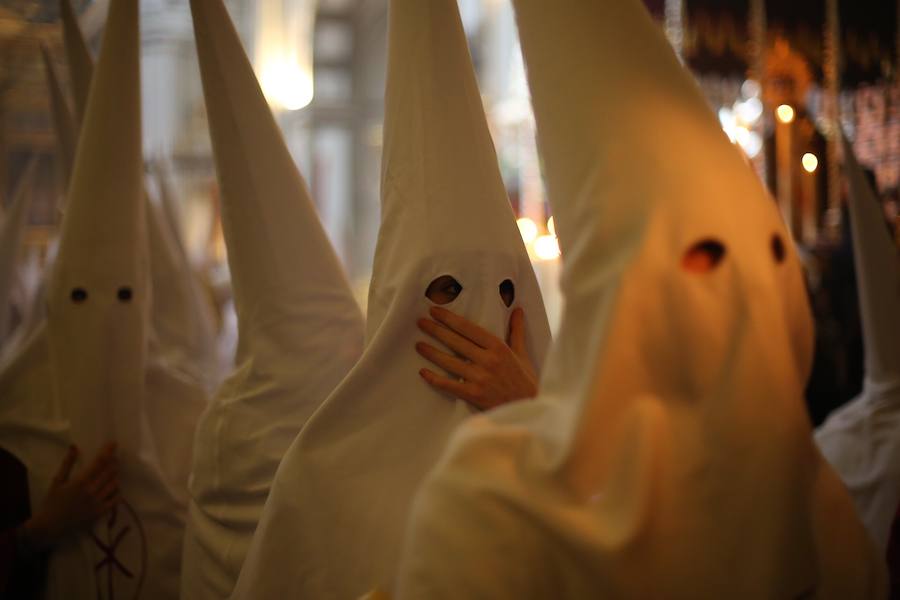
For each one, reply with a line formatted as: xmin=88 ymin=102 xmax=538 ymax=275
xmin=0 ymin=1 xmax=187 ymax=597
xmin=394 ymin=1 xmax=886 ymax=598
xmin=182 ymin=0 xmax=365 ymax=598
xmin=816 ymin=137 xmax=900 ymax=554
xmin=231 ymin=1 xmax=551 ymax=597
xmin=0 ymin=160 xmax=37 ymax=349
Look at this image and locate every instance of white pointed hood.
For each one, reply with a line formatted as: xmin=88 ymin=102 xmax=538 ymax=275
xmin=41 ymin=45 xmax=78 ymax=191
xmin=841 ymin=136 xmax=900 ymax=391
xmin=60 ymin=0 xmax=216 ymax=388
xmin=394 ymin=1 xmax=885 ymax=598
xmin=816 ymin=136 xmax=900 ymax=553
xmin=58 ymin=25 xmax=210 ymax=535
xmin=233 ymin=1 xmax=551 ymax=598
xmin=49 ymin=0 xmax=146 ymax=513
xmin=183 ymin=0 xmax=365 ymax=597
xmin=59 ymin=0 xmax=94 ymax=125
xmin=0 ymin=159 xmax=37 ymax=347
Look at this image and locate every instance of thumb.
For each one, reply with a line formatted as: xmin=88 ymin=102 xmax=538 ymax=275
xmin=507 ymin=308 xmax=528 ymax=358
xmin=52 ymin=445 xmax=79 ymax=487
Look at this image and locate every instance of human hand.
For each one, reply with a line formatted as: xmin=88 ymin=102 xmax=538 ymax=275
xmin=22 ymin=443 xmax=119 ymax=552
xmin=416 ymin=306 xmax=538 ymax=411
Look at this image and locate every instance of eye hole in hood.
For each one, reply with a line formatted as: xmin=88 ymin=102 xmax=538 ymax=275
xmin=682 ymin=239 xmax=727 ymax=274
xmin=499 ymin=278 xmax=515 ymax=307
xmin=771 ymin=234 xmax=786 ymax=264
xmin=117 ymin=287 xmax=133 ymax=302
xmin=70 ymin=288 xmax=88 ymax=303
xmin=425 ymin=275 xmax=463 ymax=305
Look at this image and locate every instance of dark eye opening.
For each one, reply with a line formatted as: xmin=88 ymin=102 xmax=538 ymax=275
xmin=681 ymin=238 xmax=727 ymax=273
xmin=117 ymin=287 xmax=133 ymax=302
xmin=771 ymin=234 xmax=786 ymax=264
xmin=425 ymin=275 xmax=462 ymax=305
xmin=70 ymin=288 xmax=88 ymax=303
xmin=499 ymin=279 xmax=515 ymax=307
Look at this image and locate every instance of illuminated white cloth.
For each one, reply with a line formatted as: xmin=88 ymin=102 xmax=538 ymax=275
xmin=0 ymin=1 xmax=188 ymax=597
xmin=816 ymin=137 xmax=900 ymax=554
xmin=231 ymin=1 xmax=551 ymax=597
xmin=182 ymin=0 xmax=365 ymax=598
xmin=395 ymin=1 xmax=886 ymax=598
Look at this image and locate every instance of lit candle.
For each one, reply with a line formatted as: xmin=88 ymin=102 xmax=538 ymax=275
xmin=800 ymin=152 xmax=818 ymax=245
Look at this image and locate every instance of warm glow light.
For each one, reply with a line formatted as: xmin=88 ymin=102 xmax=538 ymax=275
xmin=534 ymin=235 xmax=561 ymax=260
xmin=260 ymin=59 xmax=314 ymax=111
xmin=255 ymin=0 xmax=315 ymax=111
xmin=517 ymin=217 xmax=538 ymax=244
xmin=802 ymin=153 xmax=818 ymax=173
xmin=776 ymin=104 xmax=795 ymax=124
xmin=547 ymin=216 xmax=556 ymax=237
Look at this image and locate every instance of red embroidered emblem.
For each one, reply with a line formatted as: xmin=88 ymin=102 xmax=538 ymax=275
xmin=90 ymin=500 xmax=147 ymax=600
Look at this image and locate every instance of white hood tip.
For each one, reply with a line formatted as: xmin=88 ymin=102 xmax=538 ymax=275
xmin=841 ymin=133 xmax=900 ymax=390
xmin=48 ymin=0 xmax=146 ymax=459
xmin=189 ymin=0 xmax=363 ymax=363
